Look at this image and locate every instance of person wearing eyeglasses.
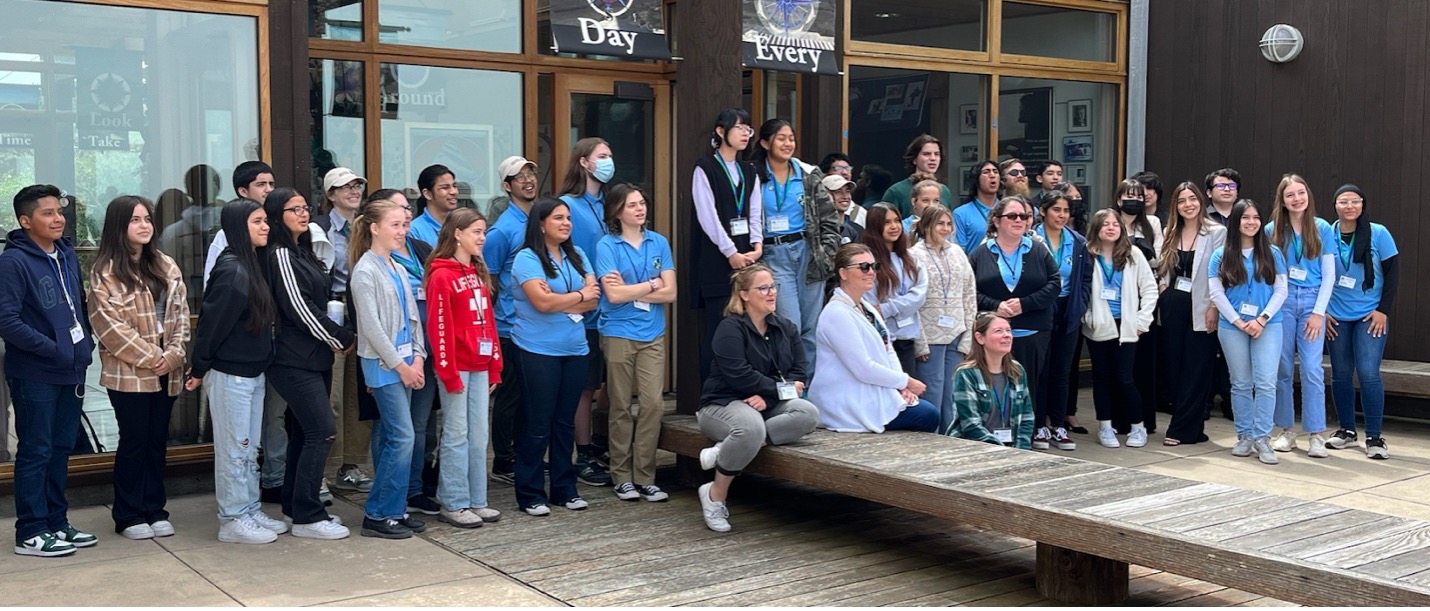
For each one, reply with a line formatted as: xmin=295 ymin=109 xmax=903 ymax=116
xmin=695 ymin=265 xmax=819 ymax=532
xmin=999 ymin=158 xmax=1031 ymax=200
xmin=484 ymin=156 xmax=541 ymax=486
xmin=818 ymin=152 xmax=854 ymax=183
xmin=260 ymin=188 xmax=354 ymax=539
xmin=947 ymin=313 xmax=1035 ymax=449
xmin=1203 ymin=168 xmax=1241 ymax=421
xmin=811 ymin=244 xmax=939 ymax=434
xmin=968 ymin=196 xmax=1062 ymax=436
xmin=860 ymin=204 xmax=927 ymax=376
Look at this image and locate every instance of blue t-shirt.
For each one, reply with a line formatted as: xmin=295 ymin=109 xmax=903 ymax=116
xmin=954 ymin=200 xmax=994 ymax=254
xmin=511 ymin=245 xmax=592 ymax=357
xmin=361 ymin=264 xmax=415 ymax=388
xmin=1328 ymin=222 xmax=1398 ymax=320
xmin=1208 ymin=246 xmax=1288 ymax=329
xmin=482 ymin=203 xmax=529 ymax=337
xmin=409 ymin=209 xmax=442 ymax=247
xmin=596 ymin=231 xmax=675 ymax=342
xmin=391 ymin=241 xmax=427 ymax=324
xmin=1037 ymin=225 xmax=1074 ymax=298
xmin=1095 ymin=255 xmax=1124 ymax=320
xmin=988 ymin=236 xmax=1035 ymax=338
xmin=561 ymin=192 xmax=607 ymax=331
xmin=1264 ymin=217 xmax=1335 ymax=289
xmin=761 ymin=160 xmax=806 ymax=236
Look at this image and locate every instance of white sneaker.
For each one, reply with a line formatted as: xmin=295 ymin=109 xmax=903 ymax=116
xmin=218 ymin=517 xmax=278 ymax=545
xmin=1253 ymin=437 xmax=1280 ymax=465
xmin=438 ymin=508 xmax=483 ymax=529
xmin=120 ymin=524 xmax=155 ymax=540
xmin=149 ymin=520 xmax=175 ymax=537
xmin=1126 ymin=426 xmax=1148 ymax=448
xmin=1097 ymin=427 xmax=1121 ymax=448
xmin=1307 ymin=434 xmax=1329 ymax=459
xmin=283 ymin=515 xmax=343 ymax=528
xmin=697 ymin=482 xmax=731 ymax=533
xmin=249 ymin=511 xmax=290 ymax=535
xmin=1231 ymin=435 xmax=1254 ymax=457
xmin=1272 ymin=429 xmax=1297 ymax=452
xmin=291 ymin=519 xmax=351 ymax=540
xmin=471 ymin=507 xmax=502 ymax=523
xmin=699 ymin=443 xmax=722 ymax=471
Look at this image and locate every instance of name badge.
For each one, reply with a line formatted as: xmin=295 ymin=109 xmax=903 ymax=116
xmin=479 ymin=340 xmax=494 ymax=356
xmin=1338 ymin=275 xmax=1357 ymax=289
xmin=937 ymin=315 xmax=958 ymax=329
xmin=729 ymin=217 xmax=750 ymax=237
xmin=69 ymin=322 xmax=85 ymax=344
xmin=994 ymin=428 xmax=1014 ymax=444
xmin=767 ymin=215 xmax=790 ymax=233
xmin=1288 ymin=267 xmax=1308 ymax=281
xmin=776 ymin=382 xmax=798 ymax=401
xmin=1175 ymin=277 xmax=1193 ymax=293
xmin=416 ymin=287 xmax=426 ymax=301
xmin=898 ymin=316 xmax=915 ymax=329
xmin=634 ymin=300 xmax=652 ymax=312
xmin=1100 ymin=288 xmax=1119 ymax=301
xmin=396 ymin=342 xmax=414 ymax=359
xmin=567 ymin=313 xmax=584 ymax=324
xmin=1239 ymin=303 xmax=1260 ymax=317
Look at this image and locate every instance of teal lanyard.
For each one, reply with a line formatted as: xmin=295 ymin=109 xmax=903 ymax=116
xmin=765 ymin=161 xmax=797 ymax=215
xmin=714 ymin=155 xmax=746 ymax=216
xmin=393 ymin=240 xmax=424 ymax=284
xmin=1096 ymin=254 xmax=1115 ymax=285
xmin=1042 ymin=226 xmax=1071 ymax=267
xmin=1337 ymin=229 xmax=1355 ymax=270
xmin=1289 ymin=231 xmax=1304 ymax=265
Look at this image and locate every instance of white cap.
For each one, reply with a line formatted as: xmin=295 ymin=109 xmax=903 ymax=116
xmin=821 ymin=174 xmax=854 ymax=193
xmin=498 ymin=156 xmax=537 ymax=180
xmin=322 ymin=167 xmax=366 ymax=192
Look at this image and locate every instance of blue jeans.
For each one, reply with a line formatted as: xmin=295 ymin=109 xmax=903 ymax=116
xmin=885 ymin=399 xmax=940 ymax=432
xmin=366 ymin=382 xmax=414 ymax=521
xmin=1276 ymin=285 xmax=1328 ymax=433
xmin=516 ymin=349 xmax=587 ymax=508
xmin=437 ymin=370 xmax=491 ymax=511
xmin=1328 ymin=315 xmax=1388 ymax=438
xmin=205 ymin=371 xmax=265 ymax=523
xmin=766 ymin=239 xmax=824 ymax=371
xmin=1219 ymin=323 xmax=1284 ymax=439
xmin=10 ymin=378 xmax=82 ymax=542
xmin=406 ymin=355 xmax=438 ymax=498
xmin=258 ymin=381 xmax=287 ymax=490
xmin=914 ymin=342 xmax=965 ymax=432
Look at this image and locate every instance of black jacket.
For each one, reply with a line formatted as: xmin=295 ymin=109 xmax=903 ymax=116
xmin=191 ymin=250 xmax=274 ymax=378
xmin=968 ymin=239 xmax=1062 ymax=333
xmin=700 ymin=312 xmax=808 ymax=407
xmin=268 ymin=245 xmax=354 ymax=371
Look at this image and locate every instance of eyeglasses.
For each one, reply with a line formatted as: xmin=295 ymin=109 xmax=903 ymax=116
xmin=510 ymin=170 xmax=538 ymax=183
xmin=283 ymin=205 xmax=314 ymax=216
xmin=831 ymin=164 xmax=852 ymax=172
xmin=337 ymin=182 xmax=365 ymax=192
xmin=1001 ymin=213 xmax=1033 ymax=221
xmin=751 ymin=283 xmax=777 ymax=295
xmin=1211 ymin=183 xmax=1239 ymax=191
xmin=1336 ymin=198 xmax=1365 ymax=205
xmin=732 ymin=125 xmax=755 ymax=136
xmin=1006 ymin=169 xmax=1028 ymax=177
xmin=843 ymin=261 xmax=880 ymax=273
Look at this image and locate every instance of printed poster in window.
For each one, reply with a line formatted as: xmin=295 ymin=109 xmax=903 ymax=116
xmin=849 ymin=74 xmax=929 ymax=131
xmin=997 ymin=87 xmax=1052 ymax=162
xmin=549 ymin=0 xmax=672 ymax=60
xmin=405 ymin=123 xmax=495 ymax=201
xmin=742 ymin=0 xmax=838 ymax=74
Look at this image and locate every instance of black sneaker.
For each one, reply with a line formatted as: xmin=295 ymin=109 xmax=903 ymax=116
xmin=1328 ymin=428 xmax=1359 ymax=450
xmin=406 ymin=495 xmax=440 ymax=516
xmin=360 ymin=518 xmax=412 ymax=540
xmin=400 ymin=513 xmax=427 ymax=534
xmin=577 ymin=454 xmax=612 ymax=486
xmin=260 ymin=486 xmax=282 ymax=504
xmin=1366 ymin=437 xmax=1390 ymax=460
xmin=490 ymin=468 xmax=516 ymax=486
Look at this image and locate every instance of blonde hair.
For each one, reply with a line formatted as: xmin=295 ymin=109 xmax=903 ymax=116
xmin=347 ymin=198 xmax=406 ymax=271
xmin=723 ymin=264 xmax=773 ymax=317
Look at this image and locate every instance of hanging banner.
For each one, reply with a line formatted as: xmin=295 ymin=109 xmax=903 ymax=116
xmin=75 ymin=47 xmax=145 ymax=150
xmin=550 ymin=0 xmax=672 ymax=60
xmin=742 ymin=0 xmax=837 ymax=74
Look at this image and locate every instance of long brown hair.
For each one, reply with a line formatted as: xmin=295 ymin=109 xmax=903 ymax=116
xmin=1218 ymin=200 xmax=1278 ymax=288
xmin=95 ymin=195 xmax=167 ymax=300
xmin=559 ymin=137 xmax=610 ymax=197
xmin=861 ymin=203 xmax=917 ymax=301
xmin=424 ymin=208 xmax=492 ymax=291
xmin=915 ymin=205 xmax=953 ymax=248
xmin=1270 ymin=174 xmax=1323 ymax=261
xmin=723 ymin=264 xmax=773 ymax=317
xmin=347 ymin=198 xmax=405 ymax=271
xmin=1086 ymin=208 xmax=1134 ymax=270
xmin=1157 ymin=181 xmax=1219 ymax=280
xmin=958 ymin=311 xmax=1023 ymax=381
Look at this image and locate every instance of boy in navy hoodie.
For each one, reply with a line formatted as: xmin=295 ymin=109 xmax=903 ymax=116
xmin=0 ymin=184 xmax=97 ymax=557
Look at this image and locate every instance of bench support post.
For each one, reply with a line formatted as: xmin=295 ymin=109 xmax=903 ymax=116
xmin=1035 ymin=542 xmax=1129 ymax=604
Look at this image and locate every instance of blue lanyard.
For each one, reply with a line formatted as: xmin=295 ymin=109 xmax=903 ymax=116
xmin=997 ymin=245 xmax=1024 ymax=283
xmin=765 ymin=161 xmax=798 ymax=215
xmin=616 ymin=236 xmax=653 ymax=284
xmin=976 ymin=200 xmax=992 ymax=221
xmin=928 ymin=246 xmax=952 ymax=300
xmin=714 ymin=155 xmax=746 ymax=216
xmin=1096 ymin=254 xmax=1116 ymax=285
xmin=580 ymin=193 xmax=606 ymax=235
xmin=990 ymin=375 xmax=1011 ymax=425
xmin=383 ymin=262 xmax=410 ymax=336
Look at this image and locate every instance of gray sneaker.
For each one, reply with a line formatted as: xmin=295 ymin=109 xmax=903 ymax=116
xmin=1307 ymin=434 xmax=1329 ymax=458
xmin=1366 ymin=437 xmax=1390 ymax=460
xmin=438 ymin=508 xmax=483 ymax=529
xmin=1231 ymin=435 xmax=1254 ymax=457
xmin=335 ymin=465 xmax=374 ymax=492
xmin=1253 ymin=437 xmax=1279 ymax=464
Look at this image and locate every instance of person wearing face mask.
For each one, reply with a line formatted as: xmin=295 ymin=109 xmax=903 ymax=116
xmin=881 ymin=134 xmax=953 ymax=217
xmin=1114 ymin=178 xmax=1164 ymax=435
xmin=953 ymin=160 xmax=1002 ymax=254
xmin=560 ymin=137 xmax=617 ymax=488
xmin=823 ymin=174 xmax=865 ymax=245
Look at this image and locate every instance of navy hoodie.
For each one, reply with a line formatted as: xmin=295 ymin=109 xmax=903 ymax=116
xmin=0 ymin=229 xmax=94 ymax=385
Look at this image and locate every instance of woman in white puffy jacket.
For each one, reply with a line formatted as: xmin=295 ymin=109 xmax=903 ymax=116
xmin=1081 ymin=209 xmax=1159 ymax=450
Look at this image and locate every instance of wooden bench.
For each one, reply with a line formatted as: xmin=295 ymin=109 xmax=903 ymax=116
xmin=1324 ymin=359 xmax=1430 ymax=399
xmin=660 ymin=414 xmax=1430 ymax=605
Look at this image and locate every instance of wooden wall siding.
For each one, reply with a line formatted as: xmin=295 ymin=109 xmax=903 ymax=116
xmin=272 ymin=0 xmax=311 ymax=200
xmin=1145 ymin=0 xmax=1428 ymax=361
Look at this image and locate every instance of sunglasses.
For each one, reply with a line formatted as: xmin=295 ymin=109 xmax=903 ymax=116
xmin=843 ymin=261 xmax=880 ymax=273
xmin=1001 ymin=213 xmax=1033 ymax=221
xmin=1006 ymin=169 xmax=1028 ymax=177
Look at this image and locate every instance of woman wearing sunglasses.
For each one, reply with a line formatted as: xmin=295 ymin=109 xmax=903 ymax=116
xmin=811 ymin=244 xmax=940 ymax=434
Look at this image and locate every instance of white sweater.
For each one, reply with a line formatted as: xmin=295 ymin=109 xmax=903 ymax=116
xmin=810 ymin=288 xmax=912 ymax=433
xmin=1081 ymin=248 xmax=1159 ymax=344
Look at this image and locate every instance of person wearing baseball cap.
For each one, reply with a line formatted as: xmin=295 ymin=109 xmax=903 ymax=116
xmin=483 ymin=155 xmax=540 ymax=485
xmin=486 ymin=156 xmax=538 ymax=222
xmin=823 ymin=173 xmax=864 ymax=246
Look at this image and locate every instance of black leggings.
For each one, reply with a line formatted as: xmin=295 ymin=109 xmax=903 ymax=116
xmin=267 ymin=367 xmax=335 ymax=525
xmin=1087 ymin=333 xmax=1142 ymax=425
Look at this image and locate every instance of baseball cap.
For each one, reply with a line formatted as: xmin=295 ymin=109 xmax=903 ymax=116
xmin=821 ymin=174 xmax=854 ymax=193
xmin=323 ymin=167 xmax=366 ymax=192
xmin=498 ymin=156 xmax=538 ymax=180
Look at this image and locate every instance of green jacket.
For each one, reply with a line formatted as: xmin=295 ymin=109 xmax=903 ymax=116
xmin=946 ymin=365 xmax=1035 ymax=449
xmin=798 ymin=161 xmax=841 ymax=285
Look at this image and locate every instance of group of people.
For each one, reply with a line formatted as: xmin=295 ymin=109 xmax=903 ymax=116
xmin=0 ymin=112 xmax=1400 ymax=553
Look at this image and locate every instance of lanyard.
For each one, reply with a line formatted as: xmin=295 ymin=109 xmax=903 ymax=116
xmin=393 ymin=240 xmax=425 ymax=284
xmin=1336 ymin=229 xmax=1355 ymax=270
xmin=834 ymin=292 xmax=888 ymax=346
xmin=1289 ymin=231 xmax=1304 ymax=265
xmin=1041 ymin=226 xmax=1071 ymax=267
xmin=580 ymin=192 xmax=607 ymax=235
xmin=976 ymin=200 xmax=992 ymax=221
xmin=48 ymin=251 xmax=79 ymax=324
xmin=554 ymin=251 xmax=579 ymax=295
xmin=383 ymin=261 xmax=410 ymax=336
xmin=616 ymin=236 xmax=653 ymax=284
xmin=990 ymin=374 xmax=1011 ymax=425
xmin=997 ymin=244 xmax=1024 ymax=285
xmin=927 ymin=245 xmax=952 ymax=300
xmin=1096 ymin=254 xmax=1116 ymax=286
xmin=714 ymin=155 xmax=746 ymax=216
xmin=765 ymin=161 xmax=798 ymax=215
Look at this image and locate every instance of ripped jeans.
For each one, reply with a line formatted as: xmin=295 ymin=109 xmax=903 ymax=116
xmin=205 ymin=370 xmax=266 ymax=523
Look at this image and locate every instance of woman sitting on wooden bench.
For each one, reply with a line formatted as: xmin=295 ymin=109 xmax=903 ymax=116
xmin=946 ymin=312 xmax=1035 ymax=449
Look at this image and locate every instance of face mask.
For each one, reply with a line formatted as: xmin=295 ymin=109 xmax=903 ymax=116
xmin=1119 ymin=199 xmax=1144 ymax=215
xmin=592 ymin=157 xmax=616 ymax=183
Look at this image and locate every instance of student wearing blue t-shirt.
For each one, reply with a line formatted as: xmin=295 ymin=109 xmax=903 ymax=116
xmin=512 ymin=197 xmax=599 ymax=516
xmin=1264 ymin=175 xmax=1336 ymax=458
xmin=1325 ymin=184 xmax=1399 ymax=460
xmin=1080 ymin=210 xmax=1158 ymax=450
xmin=595 ymin=184 xmax=677 ymax=503
xmin=1033 ymin=191 xmax=1091 ymax=451
xmin=1208 ymin=200 xmax=1288 ymax=466
xmin=953 ymin=161 xmax=1001 ymax=254
xmin=408 ymin=165 xmax=458 ymax=247
xmin=558 ymin=137 xmax=614 ymax=487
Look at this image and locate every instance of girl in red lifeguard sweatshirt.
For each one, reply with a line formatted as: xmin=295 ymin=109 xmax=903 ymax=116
xmin=424 ymin=208 xmax=504 ymax=528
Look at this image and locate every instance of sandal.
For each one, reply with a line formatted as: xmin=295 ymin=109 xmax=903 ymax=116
xmin=1162 ymin=438 xmax=1181 ymax=447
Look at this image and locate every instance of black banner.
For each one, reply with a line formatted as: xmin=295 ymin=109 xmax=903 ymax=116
xmin=550 ymin=0 xmax=672 ymax=60
xmin=742 ymin=0 xmax=837 ymax=74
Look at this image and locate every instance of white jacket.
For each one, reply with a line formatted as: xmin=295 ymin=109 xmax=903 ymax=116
xmin=1159 ymin=224 xmax=1226 ymax=332
xmin=1081 ymin=247 xmax=1159 ymax=344
xmin=810 ymin=288 xmax=911 ymax=433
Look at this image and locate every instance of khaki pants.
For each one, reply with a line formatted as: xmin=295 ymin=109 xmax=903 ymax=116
xmin=328 ymin=351 xmax=371 ymax=472
xmin=603 ymin=336 xmax=665 ymax=486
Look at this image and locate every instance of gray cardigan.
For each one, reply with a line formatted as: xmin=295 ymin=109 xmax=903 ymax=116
xmin=351 ymin=250 xmax=426 ymax=369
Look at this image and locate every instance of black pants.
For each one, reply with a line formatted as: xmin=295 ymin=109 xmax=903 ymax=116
xmin=1064 ymin=333 xmax=1086 ymax=419
xmin=108 ymin=386 xmax=174 ymax=532
xmin=892 ymin=339 xmax=917 ymax=378
xmin=1042 ymin=300 xmax=1081 ymax=429
xmin=1012 ymin=331 xmax=1051 ymax=412
xmin=1135 ymin=323 xmax=1160 ymax=431
xmin=268 ymin=367 xmax=334 ymax=525
xmin=1163 ymin=315 xmax=1217 ymax=444
xmin=490 ymin=336 xmax=526 ymax=473
xmin=1087 ymin=334 xmax=1142 ymax=424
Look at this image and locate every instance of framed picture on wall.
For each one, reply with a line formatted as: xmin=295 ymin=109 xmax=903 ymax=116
xmin=1063 ymin=135 xmax=1093 ymax=162
xmin=959 ymin=104 xmax=979 ymax=135
xmin=960 ymin=145 xmax=979 ymax=162
xmin=1065 ymin=164 xmax=1088 ymax=184
xmin=1068 ymin=99 xmax=1092 ymax=133
xmin=959 ymin=165 xmax=974 ymax=196
xmin=998 ymin=87 xmax=1053 ymax=161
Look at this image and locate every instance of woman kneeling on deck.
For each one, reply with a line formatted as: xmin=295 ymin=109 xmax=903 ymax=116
xmin=946 ymin=312 xmax=1035 ymax=449
xmin=695 ymin=264 xmax=820 ymax=533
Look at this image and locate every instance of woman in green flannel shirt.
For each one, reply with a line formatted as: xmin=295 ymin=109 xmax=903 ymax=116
xmin=946 ymin=312 xmax=1035 ymax=449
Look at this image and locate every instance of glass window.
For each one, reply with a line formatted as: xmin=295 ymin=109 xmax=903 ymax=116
xmin=764 ymin=71 xmax=798 ymax=126
xmin=1002 ymin=2 xmax=1117 ymax=63
xmin=536 ymin=0 xmax=658 ymax=61
xmin=851 ymin=0 xmax=986 ymax=52
xmin=379 ymin=65 xmax=522 ymax=218
xmin=311 ymin=0 xmax=363 ymax=40
xmin=310 ymin=59 xmax=366 ymax=206
xmin=380 ymin=0 xmax=520 ymax=53
xmin=997 ymin=75 xmax=1119 ymax=210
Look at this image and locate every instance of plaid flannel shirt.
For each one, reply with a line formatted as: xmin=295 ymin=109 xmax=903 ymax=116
xmin=87 ymin=254 xmax=189 ymax=396
xmin=946 ymin=365 xmax=1035 ymax=449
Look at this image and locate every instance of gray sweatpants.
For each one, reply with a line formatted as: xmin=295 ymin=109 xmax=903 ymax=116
xmin=696 ymin=398 xmax=819 ymax=475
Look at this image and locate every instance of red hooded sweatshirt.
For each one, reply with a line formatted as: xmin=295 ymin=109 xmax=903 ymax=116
xmin=426 ymin=257 xmax=502 ymax=393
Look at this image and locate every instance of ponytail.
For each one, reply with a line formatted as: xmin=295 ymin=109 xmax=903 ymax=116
xmin=348 ymin=198 xmax=405 ymax=271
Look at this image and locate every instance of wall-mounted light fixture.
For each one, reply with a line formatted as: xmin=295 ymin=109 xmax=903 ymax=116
xmin=1259 ymin=24 xmax=1304 ymax=63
